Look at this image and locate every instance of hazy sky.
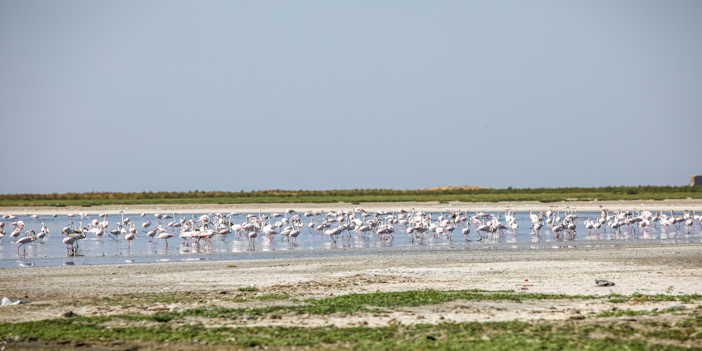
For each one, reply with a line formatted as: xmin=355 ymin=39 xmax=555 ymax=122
xmin=1 ymin=1 xmax=701 ymax=194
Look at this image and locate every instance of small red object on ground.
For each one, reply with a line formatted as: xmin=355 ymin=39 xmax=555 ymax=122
xmin=524 ymin=279 xmax=528 ymax=282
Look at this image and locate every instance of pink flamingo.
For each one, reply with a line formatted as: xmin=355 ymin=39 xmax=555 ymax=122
xmin=10 ymin=227 xmax=23 ymax=241
xmin=248 ymin=230 xmax=258 ymax=247
xmin=146 ymin=227 xmax=158 ymax=242
xmin=16 ymin=230 xmax=37 ymax=255
xmin=156 ymin=232 xmax=174 ymax=247
xmin=125 ymin=231 xmax=136 ymax=248
xmin=290 ymin=224 xmax=301 ymax=246
xmin=63 ymin=236 xmax=76 ymax=254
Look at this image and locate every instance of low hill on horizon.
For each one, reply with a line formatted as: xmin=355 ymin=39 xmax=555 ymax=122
xmin=423 ymin=186 xmax=489 ymax=191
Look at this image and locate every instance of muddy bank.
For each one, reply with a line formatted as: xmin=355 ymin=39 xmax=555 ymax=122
xmin=1 ymin=243 xmax=701 ymax=324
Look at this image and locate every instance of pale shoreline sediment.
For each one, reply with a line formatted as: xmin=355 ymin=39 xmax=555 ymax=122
xmin=0 ymin=242 xmax=700 ymax=325
xmin=3 ymin=199 xmax=702 ymax=216
xmin=1 ymin=243 xmax=701 ymax=308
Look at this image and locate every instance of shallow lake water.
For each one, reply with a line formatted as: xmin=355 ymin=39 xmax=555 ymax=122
xmin=1 ymin=212 xmax=700 ymax=269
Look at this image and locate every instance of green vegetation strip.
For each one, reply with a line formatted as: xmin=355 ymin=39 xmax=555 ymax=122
xmin=2 ymin=290 xmax=702 ymax=349
xmin=97 ymin=290 xmax=702 ymax=316
xmin=3 ymin=317 xmax=702 ymax=350
xmin=2 ymin=186 xmax=701 ymax=207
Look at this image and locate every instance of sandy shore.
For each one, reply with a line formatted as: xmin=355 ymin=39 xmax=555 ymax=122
xmin=3 ymin=199 xmax=702 ymax=216
xmin=1 ymin=243 xmax=701 ymax=325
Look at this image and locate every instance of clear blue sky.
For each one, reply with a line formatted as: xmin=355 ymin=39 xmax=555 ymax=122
xmin=1 ymin=1 xmax=701 ymax=194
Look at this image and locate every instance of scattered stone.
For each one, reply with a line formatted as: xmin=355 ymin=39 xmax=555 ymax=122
xmin=596 ymin=279 xmax=615 ymax=287
xmin=668 ymin=305 xmax=686 ymax=311
xmin=60 ymin=311 xmax=77 ymax=318
xmin=148 ymin=306 xmax=169 ymax=311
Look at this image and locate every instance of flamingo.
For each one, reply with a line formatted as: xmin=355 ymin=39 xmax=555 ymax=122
xmin=37 ymin=224 xmax=49 ymax=243
xmin=585 ymin=220 xmax=594 ymax=235
xmin=91 ymin=223 xmax=105 ymax=240
xmin=263 ymin=224 xmax=278 ymax=240
xmin=109 ymin=225 xmax=122 ymax=240
xmin=119 ymin=211 xmax=130 ymax=226
xmin=16 ymin=230 xmax=37 ymax=255
xmin=10 ymin=227 xmax=23 ymax=241
xmin=61 ymin=221 xmax=75 ymax=235
xmin=217 ymin=226 xmax=232 ymax=241
xmin=10 ymin=220 xmax=25 ymax=228
xmin=461 ymin=227 xmax=470 ymax=241
xmin=248 ymin=230 xmax=258 ymax=247
xmin=156 ymin=232 xmax=175 ymax=247
xmin=68 ymin=228 xmax=87 ymax=249
xmin=146 ymin=227 xmax=158 ymax=242
xmin=289 ymin=224 xmax=301 ymax=245
xmin=476 ymin=221 xmax=490 ymax=240
xmin=166 ymin=213 xmax=179 ymax=230
xmin=63 ymin=236 xmax=76 ymax=254
xmin=125 ymin=231 xmax=136 ymax=248
xmin=593 ymin=220 xmax=601 ymax=234
xmin=179 ymin=225 xmax=199 ymax=244
xmin=532 ymin=222 xmax=543 ymax=235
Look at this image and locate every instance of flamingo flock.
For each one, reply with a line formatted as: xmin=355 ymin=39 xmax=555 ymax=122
xmin=1 ymin=205 xmax=702 ymax=258
xmin=525 ymin=206 xmax=702 ymax=238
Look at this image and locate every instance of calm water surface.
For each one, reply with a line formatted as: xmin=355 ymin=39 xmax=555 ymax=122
xmin=1 ymin=212 xmax=700 ymax=269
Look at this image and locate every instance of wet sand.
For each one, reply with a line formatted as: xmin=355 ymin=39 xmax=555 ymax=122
xmin=1 ymin=242 xmax=701 ymax=324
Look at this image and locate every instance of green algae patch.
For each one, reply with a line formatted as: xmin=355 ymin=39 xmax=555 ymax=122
xmin=2 ymin=317 xmax=701 ymax=350
xmin=4 ymin=290 xmax=702 ymax=350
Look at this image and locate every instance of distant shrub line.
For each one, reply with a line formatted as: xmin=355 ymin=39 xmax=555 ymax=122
xmin=0 ymin=186 xmax=700 ymax=207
